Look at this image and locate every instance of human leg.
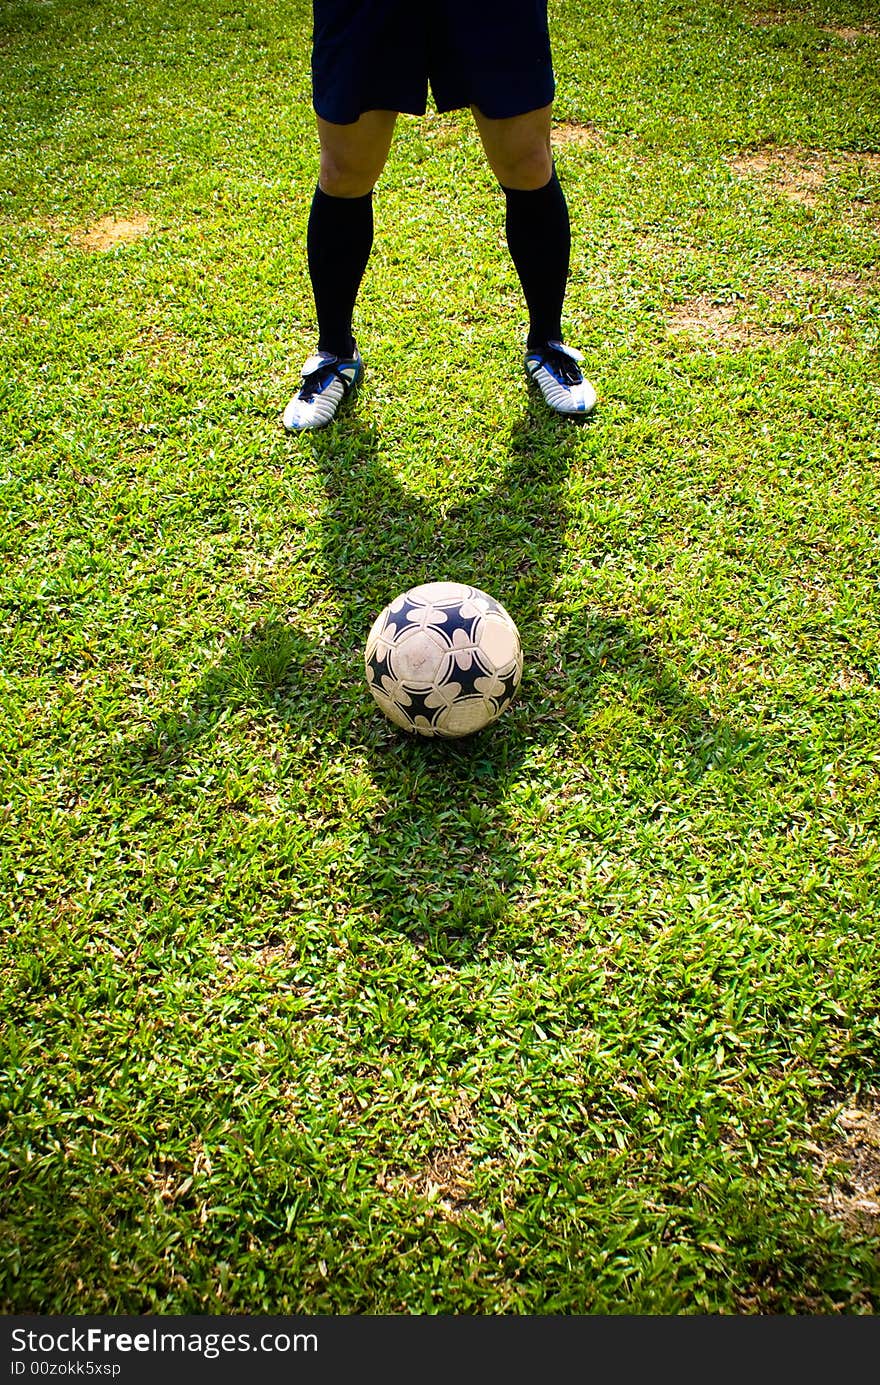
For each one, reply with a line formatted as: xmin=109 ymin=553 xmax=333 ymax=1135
xmin=285 ymin=111 xmax=397 ymax=432
xmin=471 ymin=103 xmax=596 ymax=417
xmin=473 ymin=103 xmax=566 ymax=349
xmin=310 ymin=111 xmax=397 ymax=357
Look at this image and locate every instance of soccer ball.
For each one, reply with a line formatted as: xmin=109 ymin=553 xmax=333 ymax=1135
xmin=364 ymin=581 xmax=523 ymax=738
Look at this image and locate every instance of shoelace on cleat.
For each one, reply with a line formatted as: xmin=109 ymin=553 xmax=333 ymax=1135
xmin=298 ymin=358 xmax=355 ymax=404
xmin=539 ymin=346 xmax=583 ymax=387
xmin=298 ymin=361 xmax=336 ymax=404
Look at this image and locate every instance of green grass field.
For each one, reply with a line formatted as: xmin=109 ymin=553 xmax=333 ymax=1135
xmin=2 ymin=0 xmax=880 ymax=1314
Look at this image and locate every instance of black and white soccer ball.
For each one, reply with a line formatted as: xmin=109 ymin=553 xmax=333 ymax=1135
xmin=364 ymin=581 xmax=523 ymax=738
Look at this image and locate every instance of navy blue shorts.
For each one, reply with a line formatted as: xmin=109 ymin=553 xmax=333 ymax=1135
xmin=311 ymin=1 xmax=555 ymax=124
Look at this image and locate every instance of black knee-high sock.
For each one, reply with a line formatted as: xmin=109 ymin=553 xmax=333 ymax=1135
xmin=307 ymin=185 xmax=374 ymax=358
xmin=502 ymin=167 xmax=571 ymax=351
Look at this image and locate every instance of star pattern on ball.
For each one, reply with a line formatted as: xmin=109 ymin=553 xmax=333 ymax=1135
xmin=364 ymin=582 xmax=523 ymax=738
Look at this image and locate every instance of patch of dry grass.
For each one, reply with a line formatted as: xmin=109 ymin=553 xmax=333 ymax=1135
xmin=729 ymin=147 xmax=880 ymax=211
xmin=78 ymin=214 xmax=151 ymax=251
xmin=814 ymin=1099 xmax=880 ymax=1235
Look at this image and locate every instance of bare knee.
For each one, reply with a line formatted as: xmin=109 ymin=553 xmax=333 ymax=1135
xmin=316 ymin=112 xmax=396 ymax=198
xmin=493 ymin=141 xmax=553 ymax=191
xmin=471 ymin=106 xmax=554 ymax=190
xmin=318 ymin=151 xmax=380 ymax=199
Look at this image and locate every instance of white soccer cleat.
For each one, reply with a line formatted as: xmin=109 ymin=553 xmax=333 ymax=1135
xmin=282 ymin=348 xmax=363 ymax=431
xmin=524 ymin=340 xmax=597 ymax=417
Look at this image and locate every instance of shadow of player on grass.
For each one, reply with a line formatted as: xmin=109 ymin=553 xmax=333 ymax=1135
xmin=110 ymin=397 xmax=755 ymax=960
